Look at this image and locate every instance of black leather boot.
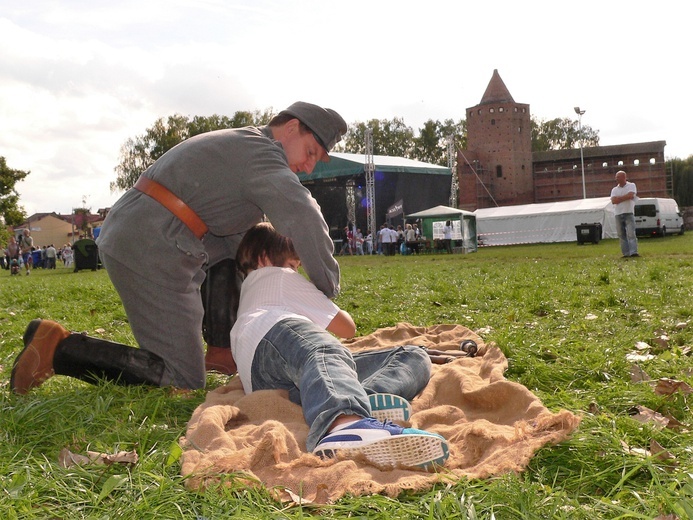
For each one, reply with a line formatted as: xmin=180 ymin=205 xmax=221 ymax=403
xmin=201 ymin=258 xmax=242 ymax=349
xmin=52 ymin=333 xmax=166 ymax=387
xmin=201 ymin=258 xmax=242 ymax=374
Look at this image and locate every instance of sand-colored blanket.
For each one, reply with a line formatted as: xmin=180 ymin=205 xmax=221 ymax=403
xmin=180 ymin=323 xmax=580 ymax=503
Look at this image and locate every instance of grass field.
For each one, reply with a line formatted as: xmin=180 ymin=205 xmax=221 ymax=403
xmin=1 ymin=234 xmax=692 ymax=519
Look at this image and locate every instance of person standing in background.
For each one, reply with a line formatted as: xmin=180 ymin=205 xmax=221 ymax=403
xmin=610 ymin=170 xmax=639 ymax=258
xmin=5 ymin=235 xmax=20 ymax=270
xmin=19 ymin=229 xmax=34 ymax=275
xmin=443 ymin=221 xmax=453 ymax=254
xmin=45 ymin=244 xmax=57 ymax=269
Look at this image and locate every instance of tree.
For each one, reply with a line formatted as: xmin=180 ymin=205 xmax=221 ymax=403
xmin=341 ymin=118 xmax=415 ymax=157
xmin=0 ymin=156 xmax=28 ymax=227
xmin=111 ymin=110 xmax=276 ymax=192
xmin=411 ymin=118 xmax=466 ymax=166
xmin=187 ymin=109 xmax=274 ymax=138
xmin=339 ymin=117 xmax=466 ymax=166
xmin=111 ymin=114 xmax=190 ymax=192
xmin=670 ymin=155 xmax=693 ymax=206
xmin=72 ymin=207 xmax=92 ymax=238
xmin=531 ymin=117 xmax=599 ymax=152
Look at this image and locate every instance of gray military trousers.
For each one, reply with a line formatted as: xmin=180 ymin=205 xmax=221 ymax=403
xmin=99 ymin=251 xmax=207 ymax=389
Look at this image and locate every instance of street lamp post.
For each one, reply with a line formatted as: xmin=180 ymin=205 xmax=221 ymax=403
xmin=574 ymin=107 xmax=586 ymax=199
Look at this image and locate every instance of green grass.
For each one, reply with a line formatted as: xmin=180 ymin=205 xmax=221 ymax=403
xmin=2 ymin=235 xmax=693 ymax=519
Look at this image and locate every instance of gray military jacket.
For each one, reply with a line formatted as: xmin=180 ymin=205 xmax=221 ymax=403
xmin=97 ymin=126 xmax=340 ymax=297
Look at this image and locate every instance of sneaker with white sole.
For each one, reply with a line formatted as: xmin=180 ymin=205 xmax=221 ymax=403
xmin=368 ymin=393 xmax=412 ymax=423
xmin=313 ymin=417 xmax=449 ymax=471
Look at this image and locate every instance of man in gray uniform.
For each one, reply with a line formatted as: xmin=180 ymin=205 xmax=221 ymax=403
xmin=11 ymin=102 xmax=347 ymax=394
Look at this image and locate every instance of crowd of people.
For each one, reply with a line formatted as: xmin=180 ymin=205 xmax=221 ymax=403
xmin=337 ymin=222 xmax=421 ymax=256
xmin=2 ymin=229 xmax=75 ymax=274
xmin=337 ymin=221 xmax=458 ymax=256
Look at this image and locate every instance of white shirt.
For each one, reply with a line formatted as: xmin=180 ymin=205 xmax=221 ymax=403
xmin=378 ymin=227 xmax=391 ymax=243
xmin=610 ymin=181 xmax=637 ymax=215
xmin=230 ymin=266 xmax=339 ymax=394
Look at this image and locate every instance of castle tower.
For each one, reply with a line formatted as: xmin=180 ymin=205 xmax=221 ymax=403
xmin=458 ymin=70 xmax=533 ymax=209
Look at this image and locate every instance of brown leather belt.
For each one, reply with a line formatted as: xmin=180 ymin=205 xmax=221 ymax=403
xmin=134 ymin=176 xmax=208 ymax=239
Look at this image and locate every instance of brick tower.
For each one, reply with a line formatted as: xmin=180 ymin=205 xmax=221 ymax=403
xmin=458 ymin=70 xmax=534 ymax=209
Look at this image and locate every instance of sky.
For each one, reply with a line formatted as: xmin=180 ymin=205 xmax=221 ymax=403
xmin=1 ymin=0 xmax=691 ymax=216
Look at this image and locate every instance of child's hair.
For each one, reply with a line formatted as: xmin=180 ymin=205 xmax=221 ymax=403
xmin=236 ymin=222 xmax=299 ymax=276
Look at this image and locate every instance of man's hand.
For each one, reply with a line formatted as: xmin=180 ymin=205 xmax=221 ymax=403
xmin=205 ymin=346 xmax=237 ymax=375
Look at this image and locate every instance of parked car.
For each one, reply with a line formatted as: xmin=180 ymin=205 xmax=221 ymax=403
xmin=634 ymin=198 xmax=684 ymax=237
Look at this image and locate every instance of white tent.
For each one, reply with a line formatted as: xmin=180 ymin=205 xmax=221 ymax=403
xmin=474 ymin=197 xmax=617 ymax=246
xmin=406 ymin=205 xmax=476 ymax=220
xmin=406 ymin=205 xmax=478 ymax=252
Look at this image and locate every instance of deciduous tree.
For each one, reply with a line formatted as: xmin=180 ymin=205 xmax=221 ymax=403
xmin=111 ymin=110 xmax=275 ymax=192
xmin=412 ymin=119 xmax=466 ymax=166
xmin=670 ymin=156 xmax=693 ymax=206
xmin=0 ymin=156 xmax=28 ymax=227
xmin=531 ymin=117 xmax=599 ymax=152
xmin=341 ymin=118 xmax=414 ymax=157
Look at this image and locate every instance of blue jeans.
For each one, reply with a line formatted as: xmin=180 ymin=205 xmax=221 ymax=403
xmin=615 ymin=213 xmax=638 ymax=256
xmin=250 ymin=317 xmax=432 ymax=451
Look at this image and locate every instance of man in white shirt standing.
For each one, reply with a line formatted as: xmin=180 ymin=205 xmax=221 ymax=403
xmin=45 ymin=244 xmax=57 ymax=269
xmin=387 ymin=225 xmax=398 ymax=255
xmin=610 ymin=170 xmax=639 ymax=258
xmin=378 ymin=224 xmax=389 ymax=255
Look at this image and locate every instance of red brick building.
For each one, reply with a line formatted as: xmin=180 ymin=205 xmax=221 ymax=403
xmin=457 ymin=70 xmax=669 ymax=211
xmin=532 ymin=142 xmax=668 ymax=203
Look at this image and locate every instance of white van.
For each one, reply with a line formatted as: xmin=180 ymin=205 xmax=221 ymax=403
xmin=634 ymin=198 xmax=684 ymax=237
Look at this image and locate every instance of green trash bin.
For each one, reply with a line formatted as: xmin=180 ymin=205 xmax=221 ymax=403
xmin=72 ymin=239 xmax=100 ymax=271
xmin=575 ymin=223 xmax=602 ymax=245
